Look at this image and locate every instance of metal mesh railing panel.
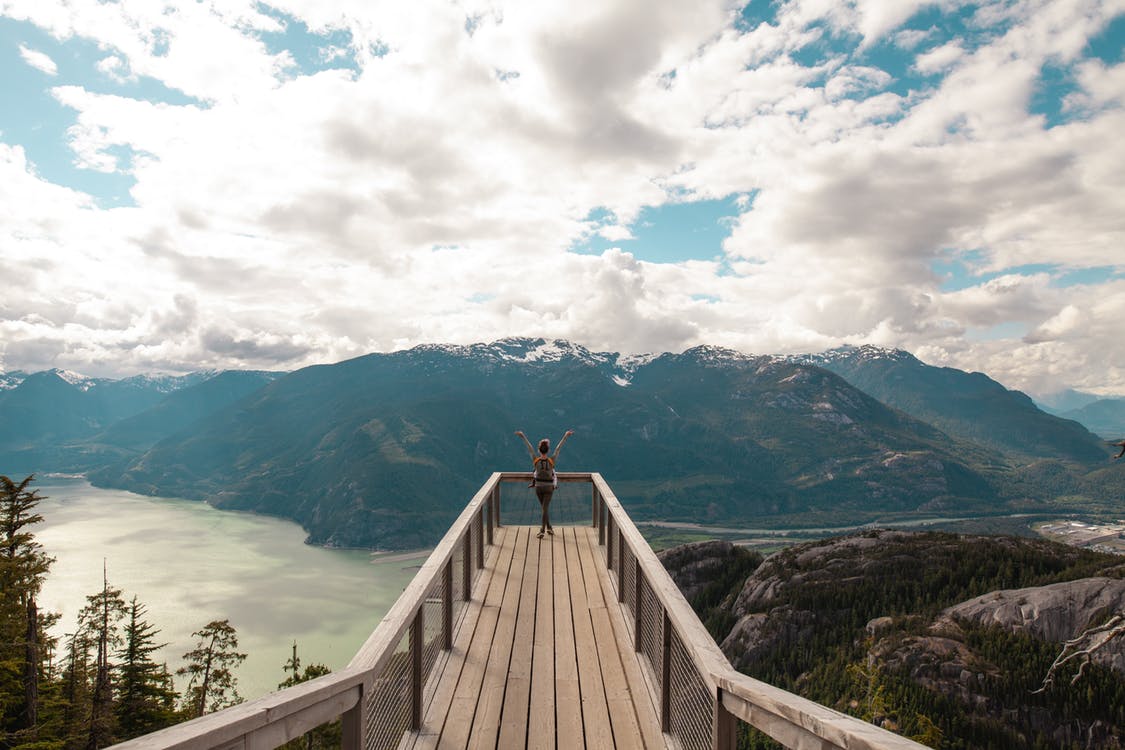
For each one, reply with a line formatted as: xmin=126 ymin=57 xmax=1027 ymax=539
xmin=471 ymin=511 xmax=483 ymax=582
xmin=451 ymin=533 xmax=466 ymax=611
xmin=668 ymin=625 xmax=715 ymax=750
xmin=621 ymin=538 xmax=637 ymax=621
xmin=498 ymin=480 xmax=590 ymax=527
xmin=637 ymin=574 xmax=663 ymax=685
xmin=364 ymin=631 xmax=411 ymax=750
xmin=421 ymin=578 xmax=444 ymax=684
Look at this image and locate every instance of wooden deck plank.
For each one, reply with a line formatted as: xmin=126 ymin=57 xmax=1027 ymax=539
xmin=498 ymin=528 xmax=543 ymax=748
xmin=576 ymin=527 xmax=662 ymax=750
xmin=399 ymin=525 xmax=666 ymax=750
xmin=433 ymin=526 xmax=520 ymax=749
xmin=409 ymin=529 xmax=510 ymax=750
xmin=586 ymin=534 xmax=666 ymax=750
xmin=565 ymin=527 xmax=616 ymax=749
xmin=554 ymin=529 xmax=584 ymax=750
xmin=527 ymin=532 xmax=556 ymax=750
xmin=466 ymin=527 xmax=530 ymax=749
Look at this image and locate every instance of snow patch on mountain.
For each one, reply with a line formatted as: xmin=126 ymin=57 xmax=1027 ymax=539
xmin=0 ymin=371 xmax=27 ymax=390
xmin=792 ymin=344 xmax=915 ymax=367
xmin=51 ymin=369 xmax=100 ymax=391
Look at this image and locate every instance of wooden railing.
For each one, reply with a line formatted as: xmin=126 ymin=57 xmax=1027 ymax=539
xmin=112 ymin=472 xmax=926 ymax=750
xmin=589 ymin=474 xmax=926 ymax=750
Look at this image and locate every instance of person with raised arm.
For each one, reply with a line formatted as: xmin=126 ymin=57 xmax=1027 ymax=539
xmin=515 ymin=429 xmax=574 ymax=539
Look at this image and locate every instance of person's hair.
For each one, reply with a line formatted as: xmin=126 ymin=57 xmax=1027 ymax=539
xmin=538 ymin=438 xmax=550 ymax=454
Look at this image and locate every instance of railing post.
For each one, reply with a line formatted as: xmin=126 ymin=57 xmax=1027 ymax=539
xmin=592 ymin=484 xmax=599 ymax=527
xmin=443 ymin=559 xmax=453 ymax=650
xmin=598 ymin=492 xmax=607 ymax=546
xmin=617 ymin=527 xmax=625 ymax=601
xmin=606 ymin=513 xmax=613 ymax=570
xmin=485 ymin=493 xmax=494 ymax=547
xmin=475 ymin=512 xmax=484 ymax=569
xmin=493 ymin=483 xmax=501 ymax=528
xmin=410 ymin=608 xmax=424 ymax=731
xmin=599 ymin=500 xmax=607 ymax=548
xmin=661 ymin=610 xmax=672 ymax=733
xmin=342 ymin=699 xmax=363 ymax=750
xmin=712 ymin=688 xmax=737 ymax=750
xmin=497 ymin=483 xmax=506 ymax=530
xmin=621 ymin=528 xmax=630 ymax=602
xmin=634 ymin=558 xmax=643 ymax=651
xmin=462 ymin=531 xmax=472 ymax=600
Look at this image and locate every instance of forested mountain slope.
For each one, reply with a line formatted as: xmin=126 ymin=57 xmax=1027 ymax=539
xmin=660 ymin=533 xmax=1125 ymax=749
xmin=798 ymin=346 xmax=1108 ymax=463
xmin=3 ymin=339 xmax=1120 ymax=549
xmin=88 ymin=341 xmax=1013 ymax=548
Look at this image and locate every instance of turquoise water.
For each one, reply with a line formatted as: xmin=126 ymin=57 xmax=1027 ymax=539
xmin=32 ymin=477 xmax=426 ymax=701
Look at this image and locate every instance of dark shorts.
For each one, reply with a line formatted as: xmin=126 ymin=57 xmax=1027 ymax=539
xmin=534 ymin=484 xmax=554 ymax=503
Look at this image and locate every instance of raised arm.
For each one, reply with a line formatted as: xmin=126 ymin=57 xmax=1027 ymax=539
xmin=552 ymin=429 xmax=574 ymax=459
xmin=514 ymin=430 xmax=536 ymax=460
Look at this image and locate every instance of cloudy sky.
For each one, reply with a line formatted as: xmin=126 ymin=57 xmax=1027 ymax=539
xmin=1 ymin=0 xmax=1122 ymax=396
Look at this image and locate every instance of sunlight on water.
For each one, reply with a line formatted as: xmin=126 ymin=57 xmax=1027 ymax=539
xmin=33 ymin=478 xmax=425 ymax=701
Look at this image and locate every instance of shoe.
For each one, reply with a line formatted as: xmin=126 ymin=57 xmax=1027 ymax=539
xmin=537 ymin=531 xmax=545 ymax=539
xmin=547 ymin=527 xmax=554 ymax=535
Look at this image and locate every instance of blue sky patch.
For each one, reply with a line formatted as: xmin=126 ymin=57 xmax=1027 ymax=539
xmin=1085 ymin=13 xmax=1125 ymax=64
xmin=0 ymin=17 xmax=202 ymax=206
xmin=257 ymin=9 xmax=360 ymax=78
xmin=1029 ymin=62 xmax=1079 ymax=128
xmin=735 ymin=0 xmax=779 ymax=32
xmin=934 ymin=256 xmax=1119 ymax=292
xmin=572 ymin=195 xmax=747 ymax=264
xmin=1054 ymin=266 xmax=1119 ymax=287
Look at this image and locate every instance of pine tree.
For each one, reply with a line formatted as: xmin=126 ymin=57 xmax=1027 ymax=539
xmin=278 ymin=642 xmax=336 ymax=750
xmin=75 ymin=568 xmax=127 ymax=750
xmin=59 ymin=632 xmax=93 ymax=750
xmin=114 ymin=598 xmax=177 ymax=739
xmin=0 ymin=475 xmax=55 ymax=748
xmin=177 ymin=620 xmax=245 ymax=718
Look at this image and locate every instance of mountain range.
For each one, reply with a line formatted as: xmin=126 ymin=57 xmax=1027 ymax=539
xmin=1 ymin=339 xmax=1122 ymax=549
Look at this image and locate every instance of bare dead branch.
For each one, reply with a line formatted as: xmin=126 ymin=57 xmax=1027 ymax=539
xmin=1033 ymin=613 xmax=1124 ymax=694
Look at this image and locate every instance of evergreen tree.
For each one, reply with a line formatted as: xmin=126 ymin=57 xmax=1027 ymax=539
xmin=74 ymin=569 xmax=127 ymax=750
xmin=0 ymin=475 xmax=55 ymax=749
xmin=277 ymin=643 xmax=336 ymax=750
xmin=58 ymin=632 xmax=93 ymax=750
xmin=114 ymin=598 xmax=177 ymax=739
xmin=177 ymin=620 xmax=245 ymax=718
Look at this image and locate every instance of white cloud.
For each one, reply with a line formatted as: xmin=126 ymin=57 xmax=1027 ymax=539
xmin=914 ymin=41 xmax=964 ymax=74
xmin=18 ymin=44 xmax=57 ymax=75
xmin=0 ymin=0 xmax=1122 ymax=398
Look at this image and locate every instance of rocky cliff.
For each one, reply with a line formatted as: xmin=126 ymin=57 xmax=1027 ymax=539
xmin=659 ymin=531 xmax=1125 ymax=748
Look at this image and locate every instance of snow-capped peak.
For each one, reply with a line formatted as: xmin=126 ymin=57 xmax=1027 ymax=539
xmin=51 ymin=368 xmax=99 ymax=391
xmin=791 ymin=344 xmax=914 ymax=366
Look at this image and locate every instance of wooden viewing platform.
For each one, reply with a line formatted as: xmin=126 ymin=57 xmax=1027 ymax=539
xmin=113 ymin=473 xmax=927 ymax=750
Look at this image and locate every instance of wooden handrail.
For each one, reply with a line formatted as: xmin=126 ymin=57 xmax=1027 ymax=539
xmin=109 ymin=666 xmax=369 ymax=750
xmin=717 ymin=674 xmax=927 ymax=750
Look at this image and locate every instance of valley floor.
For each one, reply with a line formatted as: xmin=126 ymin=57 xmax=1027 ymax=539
xmin=1036 ymin=519 xmax=1125 ymax=554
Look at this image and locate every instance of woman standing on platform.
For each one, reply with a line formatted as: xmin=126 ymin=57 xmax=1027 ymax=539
xmin=515 ymin=429 xmax=574 ymax=539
